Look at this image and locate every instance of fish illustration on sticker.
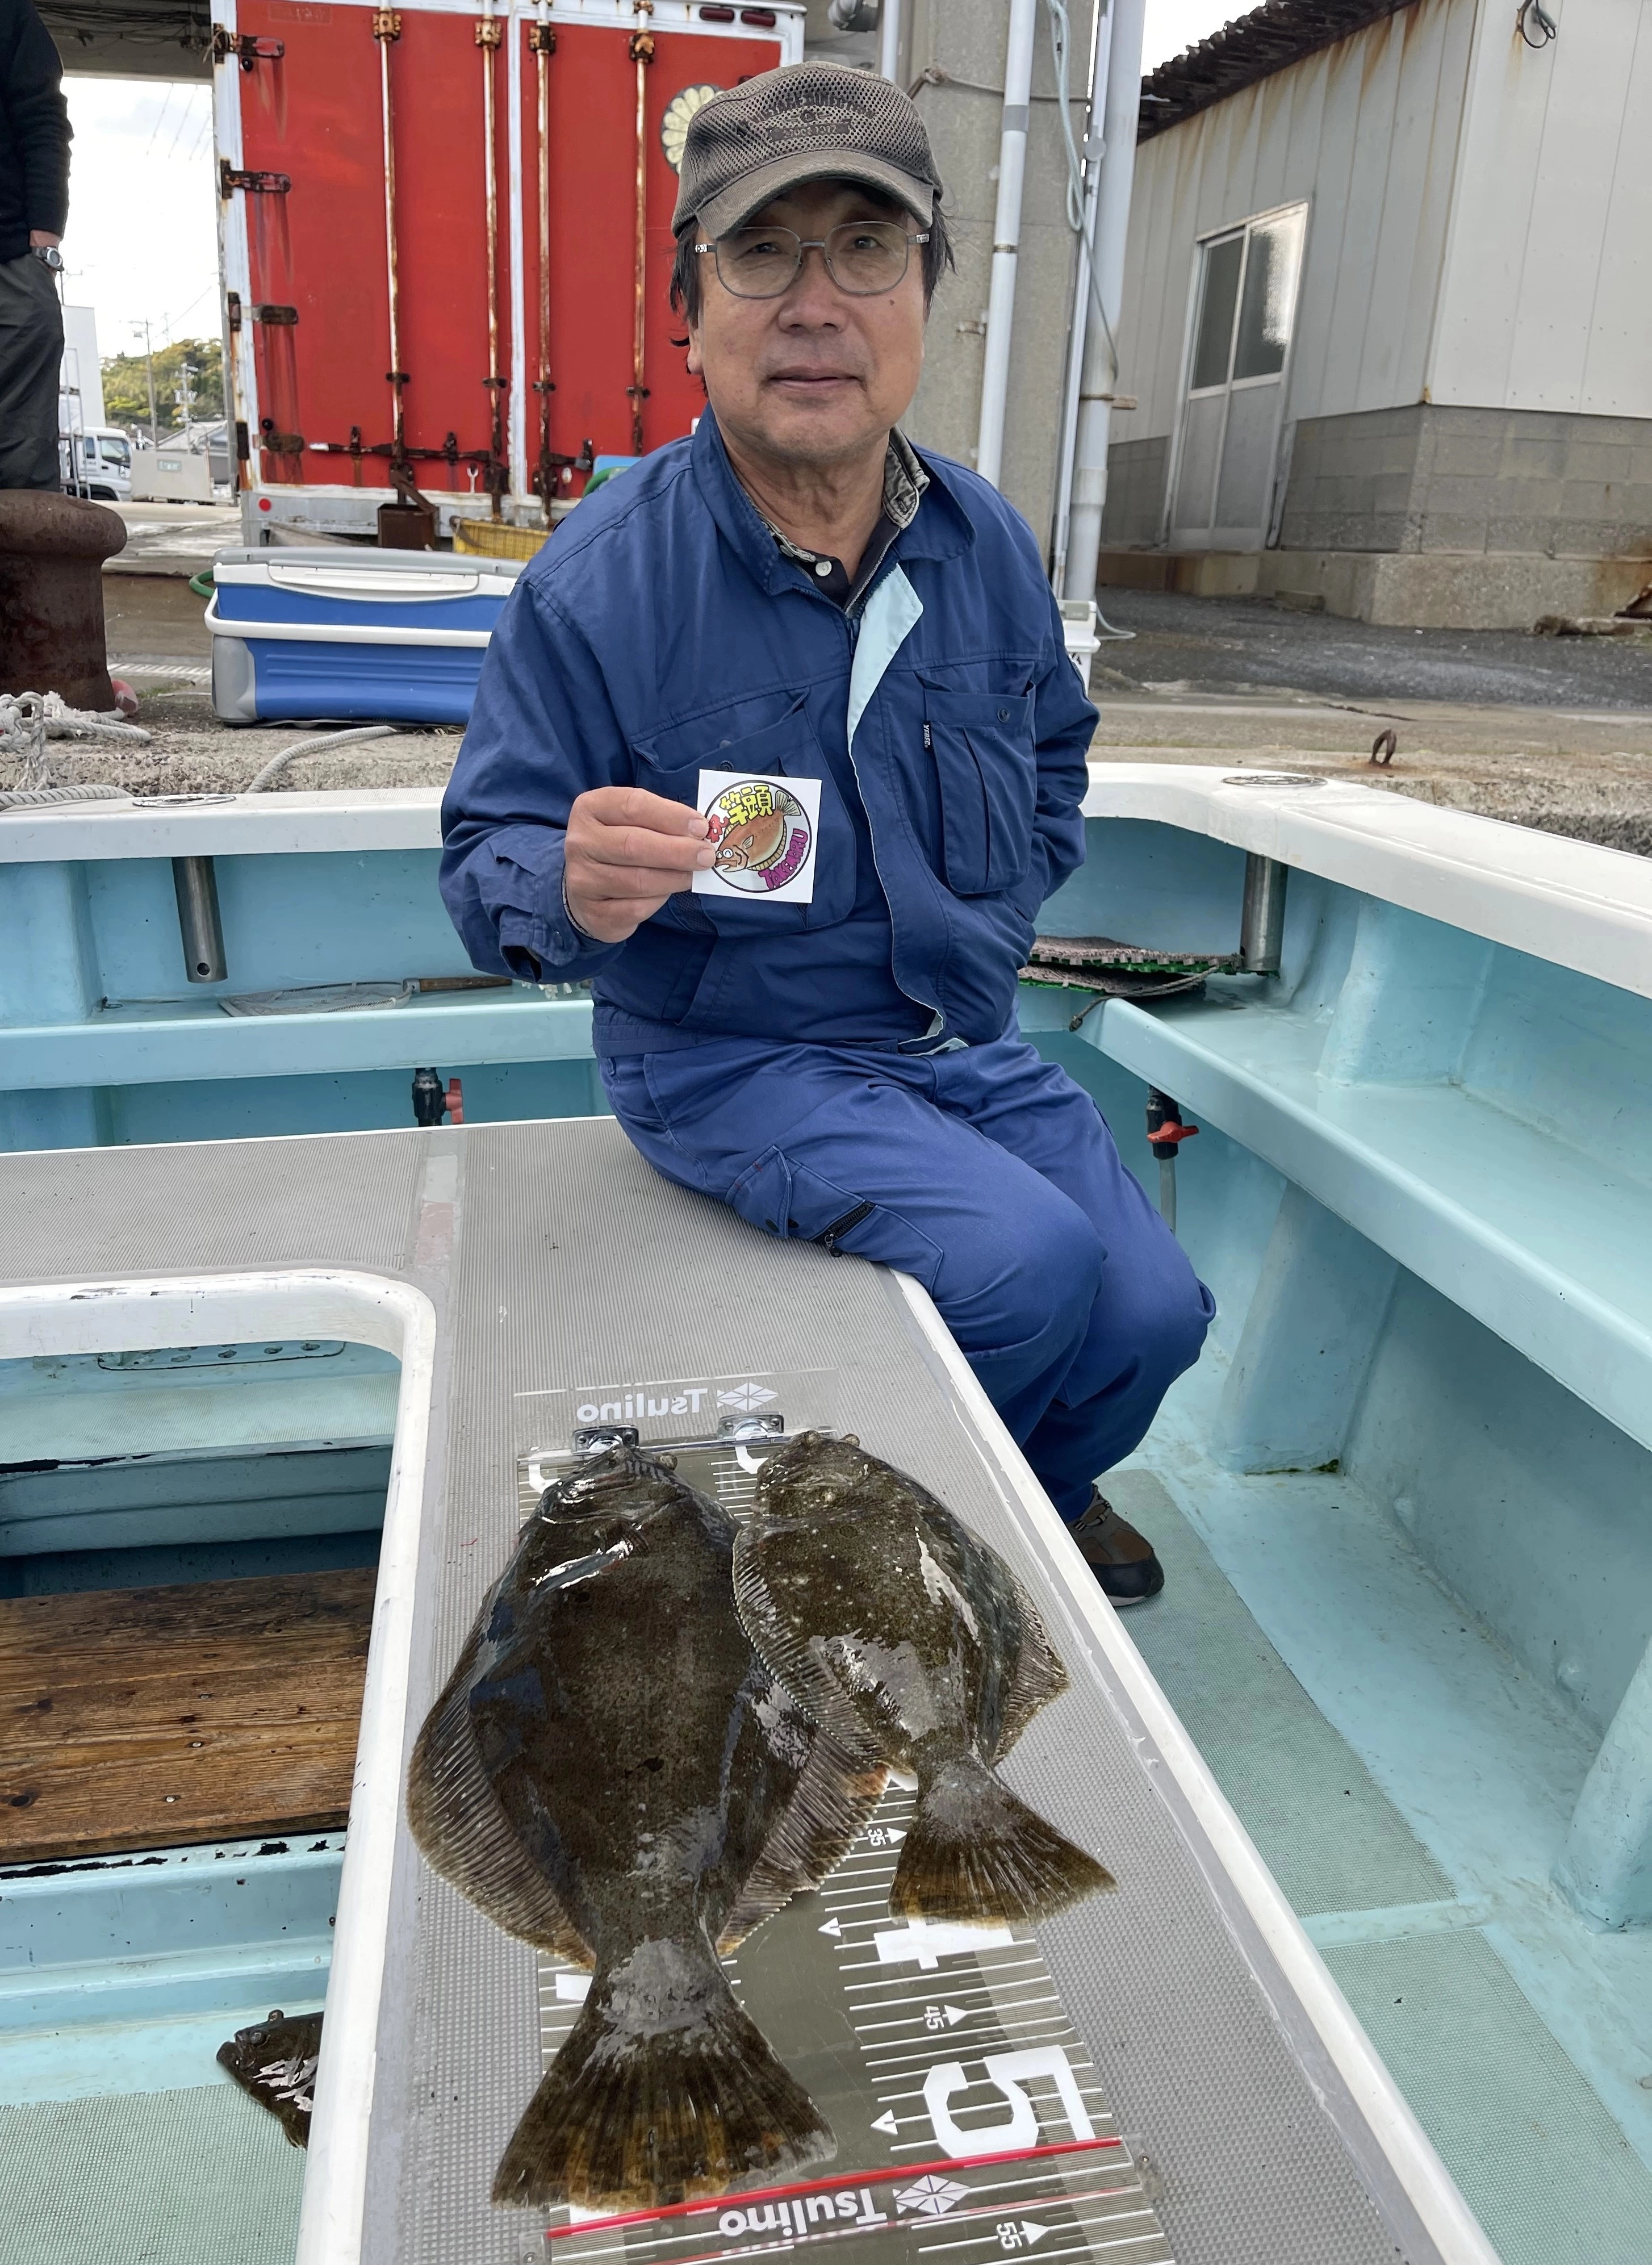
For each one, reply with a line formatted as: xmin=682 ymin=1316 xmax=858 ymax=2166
xmin=694 ymin=770 xmax=822 ymax=905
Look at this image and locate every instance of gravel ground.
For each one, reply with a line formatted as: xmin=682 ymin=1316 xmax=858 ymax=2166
xmin=3 ymin=687 xmax=462 ymax=797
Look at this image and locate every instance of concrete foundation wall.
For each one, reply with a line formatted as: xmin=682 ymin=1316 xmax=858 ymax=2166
xmin=1099 ymin=402 xmax=1652 ymax=625
xmin=1098 ymin=434 xmax=1169 ymax=549
xmin=1280 ymin=404 xmax=1652 ymax=561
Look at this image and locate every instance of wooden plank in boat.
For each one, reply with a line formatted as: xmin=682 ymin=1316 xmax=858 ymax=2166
xmin=0 ymin=1568 xmax=375 ymax=1865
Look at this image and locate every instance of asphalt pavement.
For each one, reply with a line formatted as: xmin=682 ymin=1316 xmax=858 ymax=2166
xmin=1090 ymin=588 xmax=1652 ymax=713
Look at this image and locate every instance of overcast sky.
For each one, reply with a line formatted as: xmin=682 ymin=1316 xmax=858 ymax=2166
xmin=62 ymin=0 xmax=1237 ymax=366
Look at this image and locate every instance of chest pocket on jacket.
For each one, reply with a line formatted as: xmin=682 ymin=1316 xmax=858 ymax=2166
xmin=631 ymin=697 xmax=854 ymax=934
xmin=919 ymin=684 xmax=1036 ymax=896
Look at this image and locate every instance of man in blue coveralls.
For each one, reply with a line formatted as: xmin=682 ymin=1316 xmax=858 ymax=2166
xmin=441 ymin=64 xmax=1213 ymax=1602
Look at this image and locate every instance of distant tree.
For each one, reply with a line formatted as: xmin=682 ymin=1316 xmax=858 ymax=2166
xmin=102 ymin=338 xmax=225 ymax=429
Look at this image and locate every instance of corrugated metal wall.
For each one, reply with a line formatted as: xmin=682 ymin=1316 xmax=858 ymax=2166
xmin=1116 ymin=0 xmax=1652 ymax=467
xmin=1116 ymin=0 xmax=1475 ymax=453
xmin=1431 ymin=0 xmax=1652 ymax=415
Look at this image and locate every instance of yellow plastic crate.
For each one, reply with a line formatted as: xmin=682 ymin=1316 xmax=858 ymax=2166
xmin=451 ymin=517 xmax=550 ymax=562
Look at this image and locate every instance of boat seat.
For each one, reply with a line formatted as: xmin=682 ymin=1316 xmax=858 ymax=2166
xmin=1040 ymin=988 xmax=1652 ymax=1463
xmin=0 ymin=1568 xmax=374 ymax=1866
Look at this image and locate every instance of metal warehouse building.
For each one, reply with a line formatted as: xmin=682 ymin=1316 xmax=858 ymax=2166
xmin=1098 ymin=0 xmax=1652 ymax=626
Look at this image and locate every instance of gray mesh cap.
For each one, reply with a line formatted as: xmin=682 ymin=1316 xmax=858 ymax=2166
xmin=671 ymin=62 xmax=942 ymax=242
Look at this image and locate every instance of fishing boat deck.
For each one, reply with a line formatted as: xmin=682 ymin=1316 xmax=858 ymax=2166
xmin=1 ymin=1118 xmax=1488 ymax=2265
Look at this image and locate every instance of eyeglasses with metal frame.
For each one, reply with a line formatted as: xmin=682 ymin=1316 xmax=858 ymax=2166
xmin=695 ymin=220 xmax=930 ymax=300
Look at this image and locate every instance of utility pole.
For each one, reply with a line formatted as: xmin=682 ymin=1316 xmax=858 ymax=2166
xmin=132 ymin=319 xmax=160 ymax=445
xmin=178 ymin=360 xmax=197 ymax=442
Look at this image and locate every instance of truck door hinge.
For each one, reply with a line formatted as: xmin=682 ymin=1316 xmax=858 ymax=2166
xmin=212 ymin=27 xmax=286 ymax=67
xmin=220 ymin=162 xmax=291 ymax=198
xmin=252 ymin=305 xmax=300 ymax=326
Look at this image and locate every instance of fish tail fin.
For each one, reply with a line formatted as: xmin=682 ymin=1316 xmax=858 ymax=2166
xmin=890 ymin=1754 xmax=1115 ymax=1925
xmin=492 ymin=1954 xmax=834 ymax=2212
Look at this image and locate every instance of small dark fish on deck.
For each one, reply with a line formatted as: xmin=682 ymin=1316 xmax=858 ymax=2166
xmin=217 ymin=2007 xmax=323 ymax=2147
xmin=407 ymin=1445 xmax=884 ymax=2213
xmin=734 ymin=1432 xmax=1114 ymax=1925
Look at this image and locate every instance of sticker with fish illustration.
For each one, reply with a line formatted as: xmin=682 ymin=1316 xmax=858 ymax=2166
xmin=693 ymin=770 xmax=822 ymax=904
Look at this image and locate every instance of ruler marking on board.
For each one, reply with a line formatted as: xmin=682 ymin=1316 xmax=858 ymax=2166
xmin=512 ymin=1426 xmax=1170 ymax=2265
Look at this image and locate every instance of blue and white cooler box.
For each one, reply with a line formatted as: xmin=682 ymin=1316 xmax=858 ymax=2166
xmin=207 ymin=548 xmax=522 ymax=726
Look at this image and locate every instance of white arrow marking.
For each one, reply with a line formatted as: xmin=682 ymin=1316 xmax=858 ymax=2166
xmin=874 ymin=1918 xmax=1015 ymax=1970
xmin=871 ymin=2112 xmax=900 ymax=2136
xmin=943 ymin=2004 xmax=968 ymax=2025
xmin=818 ymin=1917 xmax=843 ymax=1937
xmin=885 ymin=1827 xmax=905 ymax=1843
xmin=1020 ymin=2225 xmax=1051 ymax=2245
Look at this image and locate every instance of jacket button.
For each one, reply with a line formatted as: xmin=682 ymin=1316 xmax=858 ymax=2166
xmin=997 ymin=707 xmax=1010 ymax=721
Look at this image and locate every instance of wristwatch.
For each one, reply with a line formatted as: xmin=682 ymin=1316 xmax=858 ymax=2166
xmin=31 ymin=245 xmax=64 ymax=271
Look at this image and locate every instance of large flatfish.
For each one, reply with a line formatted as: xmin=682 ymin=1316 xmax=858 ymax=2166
xmin=407 ymin=1445 xmax=883 ymax=2212
xmin=733 ymin=1432 xmax=1114 ymax=1925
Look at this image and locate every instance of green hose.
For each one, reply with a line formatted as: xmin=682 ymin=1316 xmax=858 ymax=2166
xmin=189 ymin=569 xmax=215 ymax=599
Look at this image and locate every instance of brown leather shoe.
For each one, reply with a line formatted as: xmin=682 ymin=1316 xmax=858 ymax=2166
xmin=1069 ymin=1491 xmax=1165 ymax=1606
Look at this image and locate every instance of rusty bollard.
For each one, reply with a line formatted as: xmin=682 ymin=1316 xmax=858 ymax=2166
xmin=0 ymin=489 xmax=127 ymax=711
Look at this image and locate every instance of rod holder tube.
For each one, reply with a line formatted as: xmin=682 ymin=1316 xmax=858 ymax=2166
xmin=1240 ymin=852 xmax=1287 ymax=975
xmin=173 ymin=855 xmax=228 ymax=984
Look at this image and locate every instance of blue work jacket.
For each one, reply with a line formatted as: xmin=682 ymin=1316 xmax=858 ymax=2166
xmin=440 ymin=411 xmax=1095 ymax=1054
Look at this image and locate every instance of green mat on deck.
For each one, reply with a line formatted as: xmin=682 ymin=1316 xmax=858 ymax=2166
xmin=1326 ymin=1929 xmax=1652 ymax=2265
xmin=1110 ymin=1469 xmax=1652 ymax=2265
xmin=1108 ymin=1468 xmax=1452 ymax=1916
xmin=0 ymin=2083 xmax=303 ymax=2265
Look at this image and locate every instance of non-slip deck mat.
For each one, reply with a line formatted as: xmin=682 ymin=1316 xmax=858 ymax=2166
xmin=1327 ymin=1932 xmax=1652 ymax=2265
xmin=0 ymin=2082 xmax=304 ymax=2265
xmin=0 ymin=1130 xmax=426 ymax=1281
xmin=7 ymin=1123 xmax=1445 ymax=2265
xmin=386 ymin=1121 xmax=1400 ymax=2265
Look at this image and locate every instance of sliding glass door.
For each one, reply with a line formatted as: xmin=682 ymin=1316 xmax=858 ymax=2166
xmin=1169 ymin=204 xmax=1307 ymax=551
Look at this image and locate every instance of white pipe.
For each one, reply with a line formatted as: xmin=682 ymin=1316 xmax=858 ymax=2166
xmin=877 ymin=0 xmax=902 ymax=83
xmin=1051 ymin=0 xmax=1113 ymax=590
xmin=1063 ymin=0 xmax=1146 ymax=596
xmin=975 ymin=0 xmax=1040 ymax=490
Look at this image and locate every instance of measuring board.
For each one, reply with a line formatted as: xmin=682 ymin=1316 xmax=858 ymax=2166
xmin=516 ymin=1388 xmax=1172 ymax=2265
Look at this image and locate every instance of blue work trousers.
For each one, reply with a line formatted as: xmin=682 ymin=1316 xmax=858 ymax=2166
xmin=600 ymin=1034 xmax=1214 ymax=1520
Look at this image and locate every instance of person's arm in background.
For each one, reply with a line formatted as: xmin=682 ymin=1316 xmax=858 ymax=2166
xmin=3 ymin=0 xmax=71 ymax=247
xmin=440 ymin=578 xmax=713 ymax=977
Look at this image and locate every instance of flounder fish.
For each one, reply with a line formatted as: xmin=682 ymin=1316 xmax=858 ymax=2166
xmin=407 ymin=1445 xmax=884 ymax=2212
xmin=733 ymin=1432 xmax=1114 ymax=1925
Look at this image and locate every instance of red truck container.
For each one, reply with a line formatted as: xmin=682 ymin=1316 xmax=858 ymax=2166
xmin=209 ymin=0 xmax=804 ymax=540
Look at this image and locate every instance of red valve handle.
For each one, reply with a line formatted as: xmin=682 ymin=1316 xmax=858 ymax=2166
xmin=444 ymin=1078 xmax=465 ymax=1126
xmin=1148 ymin=1119 xmax=1199 ymax=1148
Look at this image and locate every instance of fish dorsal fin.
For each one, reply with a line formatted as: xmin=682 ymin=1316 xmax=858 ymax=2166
xmin=731 ymin=1535 xmax=882 ymax=1758
xmin=996 ymin=1580 xmax=1069 ymax=1759
xmin=407 ymin=1641 xmax=591 ymax=1966
xmin=720 ymin=1715 xmax=887 ymax=1951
